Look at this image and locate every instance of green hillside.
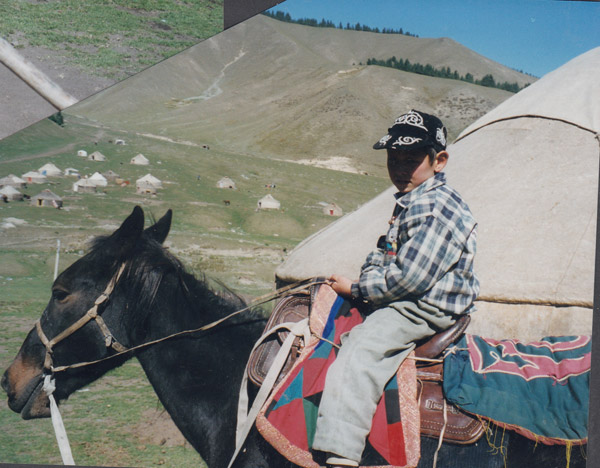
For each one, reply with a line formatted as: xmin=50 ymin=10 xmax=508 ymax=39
xmin=1 ymin=0 xmax=224 ymax=80
xmin=0 ymin=117 xmax=390 ymax=294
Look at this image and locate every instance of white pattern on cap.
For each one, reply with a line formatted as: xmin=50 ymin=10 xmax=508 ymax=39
xmin=377 ymin=134 xmax=393 ymax=146
xmin=436 ymin=127 xmax=446 ymax=147
xmin=392 ymin=136 xmax=423 ymax=147
xmin=394 ymin=110 xmax=427 ymax=130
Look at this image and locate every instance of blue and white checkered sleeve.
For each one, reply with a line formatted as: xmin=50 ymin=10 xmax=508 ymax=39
xmin=357 ymin=215 xmax=463 ymax=304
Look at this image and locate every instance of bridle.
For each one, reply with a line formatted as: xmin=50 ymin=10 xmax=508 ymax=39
xmin=35 ymin=263 xmax=129 ymax=371
xmin=33 ymin=261 xmax=324 ymax=374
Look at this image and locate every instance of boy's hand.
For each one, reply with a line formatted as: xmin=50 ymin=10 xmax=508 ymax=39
xmin=327 ymin=275 xmax=355 ymax=298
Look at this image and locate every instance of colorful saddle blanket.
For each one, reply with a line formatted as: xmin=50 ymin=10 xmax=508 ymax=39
xmin=443 ymin=334 xmax=591 ymax=445
xmin=255 ymin=285 xmax=420 ymax=468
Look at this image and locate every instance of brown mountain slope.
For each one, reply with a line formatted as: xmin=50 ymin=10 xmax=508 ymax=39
xmin=69 ymin=15 xmax=531 ymax=175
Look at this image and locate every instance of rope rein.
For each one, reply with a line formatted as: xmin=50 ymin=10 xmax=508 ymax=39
xmin=47 ymin=274 xmax=327 ymax=374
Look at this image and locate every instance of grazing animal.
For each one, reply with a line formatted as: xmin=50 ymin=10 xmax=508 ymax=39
xmin=1 ymin=207 xmax=586 ymax=468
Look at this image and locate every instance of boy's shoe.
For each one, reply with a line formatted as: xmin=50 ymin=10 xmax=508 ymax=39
xmin=325 ymin=455 xmax=359 ymax=467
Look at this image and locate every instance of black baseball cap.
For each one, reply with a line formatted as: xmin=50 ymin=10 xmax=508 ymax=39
xmin=373 ymin=109 xmax=447 ymax=152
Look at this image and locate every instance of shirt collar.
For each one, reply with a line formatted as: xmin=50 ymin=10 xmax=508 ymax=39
xmin=395 ymin=172 xmax=446 ymax=208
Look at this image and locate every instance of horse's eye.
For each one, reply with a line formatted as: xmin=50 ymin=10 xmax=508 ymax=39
xmin=52 ymin=289 xmax=70 ymax=302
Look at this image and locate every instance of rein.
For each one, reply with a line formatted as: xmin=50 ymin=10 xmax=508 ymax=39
xmin=36 ymin=262 xmax=325 ymax=374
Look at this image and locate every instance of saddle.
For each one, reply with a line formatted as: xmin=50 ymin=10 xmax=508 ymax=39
xmin=247 ymin=285 xmax=485 ymax=445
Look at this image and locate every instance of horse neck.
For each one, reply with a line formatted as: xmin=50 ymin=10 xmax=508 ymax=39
xmin=129 ymin=271 xmax=266 ymax=466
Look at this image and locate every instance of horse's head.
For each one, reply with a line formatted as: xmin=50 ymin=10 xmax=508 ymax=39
xmin=1 ymin=206 xmax=173 ymax=419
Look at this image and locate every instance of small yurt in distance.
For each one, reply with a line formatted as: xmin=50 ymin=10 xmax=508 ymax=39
xmin=38 ymin=163 xmax=61 ymax=176
xmin=0 ymin=185 xmax=23 ymax=201
xmin=22 ymin=171 xmax=47 ymax=184
xmin=217 ymin=177 xmax=236 ymax=189
xmin=31 ymin=189 xmax=62 ymax=208
xmin=88 ymin=151 xmax=107 ymax=162
xmin=258 ymin=194 xmax=281 ymax=210
xmin=73 ymin=179 xmax=97 ymax=193
xmin=89 ymin=172 xmax=108 ymax=187
xmin=131 ymin=154 xmax=149 ymax=166
xmin=0 ymin=174 xmax=26 ymax=188
xmin=323 ymin=202 xmax=343 ymax=217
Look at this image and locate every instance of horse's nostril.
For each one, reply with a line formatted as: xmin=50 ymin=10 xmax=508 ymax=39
xmin=1 ymin=371 xmax=9 ymax=392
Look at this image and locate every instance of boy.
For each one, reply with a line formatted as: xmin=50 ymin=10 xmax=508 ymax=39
xmin=312 ymin=110 xmax=479 ymax=468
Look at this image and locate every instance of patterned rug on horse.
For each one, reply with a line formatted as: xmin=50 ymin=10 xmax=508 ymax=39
xmin=443 ymin=333 xmax=591 ymax=445
xmin=256 ymin=285 xmax=420 ymax=468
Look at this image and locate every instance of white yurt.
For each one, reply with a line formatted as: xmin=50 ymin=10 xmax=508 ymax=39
xmin=103 ymin=170 xmax=120 ymax=180
xmin=21 ymin=171 xmax=47 ymax=184
xmin=31 ymin=189 xmax=63 ymax=208
xmin=73 ymin=178 xmax=97 ymax=193
xmin=217 ymin=176 xmax=236 ymax=189
xmin=64 ymin=168 xmax=80 ymax=177
xmin=323 ymin=202 xmax=343 ymax=217
xmin=0 ymin=185 xmax=24 ymax=201
xmin=275 ymin=47 xmax=600 ymax=341
xmin=89 ymin=172 xmax=108 ymax=187
xmin=258 ymin=194 xmax=281 ymax=210
xmin=77 ymin=150 xmax=88 ymax=158
xmin=88 ymin=151 xmax=107 ymax=162
xmin=130 ymin=154 xmax=150 ymax=166
xmin=0 ymin=174 xmax=26 ymax=188
xmin=38 ymin=163 xmax=62 ymax=176
xmin=136 ymin=173 xmax=162 ymax=189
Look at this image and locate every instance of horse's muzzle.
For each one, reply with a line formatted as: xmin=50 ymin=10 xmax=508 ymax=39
xmin=2 ymin=365 xmax=50 ymax=419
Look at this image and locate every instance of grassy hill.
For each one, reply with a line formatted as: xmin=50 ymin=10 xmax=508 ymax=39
xmin=1 ymin=0 xmax=224 ymax=81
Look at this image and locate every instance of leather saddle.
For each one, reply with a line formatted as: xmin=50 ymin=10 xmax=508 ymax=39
xmin=247 ymin=284 xmax=485 ymax=445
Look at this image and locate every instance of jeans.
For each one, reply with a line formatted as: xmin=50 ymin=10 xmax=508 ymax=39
xmin=312 ymin=300 xmax=456 ymax=462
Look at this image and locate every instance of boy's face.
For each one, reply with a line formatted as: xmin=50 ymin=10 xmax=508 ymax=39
xmin=386 ymin=148 xmax=448 ymax=193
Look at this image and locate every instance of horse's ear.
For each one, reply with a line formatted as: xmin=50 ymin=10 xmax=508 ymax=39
xmin=145 ymin=209 xmax=172 ymax=244
xmin=110 ymin=206 xmax=145 ymax=250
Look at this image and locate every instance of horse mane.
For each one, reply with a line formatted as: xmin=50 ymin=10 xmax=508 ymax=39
xmin=86 ymin=233 xmax=265 ymax=334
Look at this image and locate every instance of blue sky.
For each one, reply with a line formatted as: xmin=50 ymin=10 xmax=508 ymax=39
xmin=268 ymin=0 xmax=600 ymax=78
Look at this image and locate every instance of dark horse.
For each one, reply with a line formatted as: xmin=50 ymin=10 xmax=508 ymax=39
xmin=2 ymin=207 xmax=586 ymax=468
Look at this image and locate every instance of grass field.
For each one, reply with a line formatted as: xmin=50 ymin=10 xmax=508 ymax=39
xmin=0 ymin=115 xmax=390 ymax=466
xmin=1 ymin=0 xmax=224 ymax=80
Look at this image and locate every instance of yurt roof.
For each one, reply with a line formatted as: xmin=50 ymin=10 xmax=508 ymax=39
xmin=0 ymin=174 xmax=26 ymax=184
xmin=38 ymin=163 xmax=61 ymax=174
xmin=89 ymin=172 xmax=107 ymax=181
xmin=218 ymin=176 xmax=235 ymax=183
xmin=74 ymin=179 xmax=97 ymax=187
xmin=32 ymin=189 xmax=61 ymax=200
xmin=275 ymin=48 xmax=600 ymax=338
xmin=137 ymin=173 xmax=161 ymax=184
xmin=260 ymin=194 xmax=279 ymax=202
xmin=0 ymin=185 xmax=21 ymax=195
xmin=457 ymin=47 xmax=600 ymax=140
xmin=22 ymin=171 xmax=44 ymax=178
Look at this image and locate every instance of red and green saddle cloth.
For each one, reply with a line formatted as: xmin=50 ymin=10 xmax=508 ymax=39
xmin=255 ymin=285 xmax=420 ymax=468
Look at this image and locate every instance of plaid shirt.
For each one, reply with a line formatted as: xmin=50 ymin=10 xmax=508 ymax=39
xmin=351 ymin=172 xmax=479 ymax=315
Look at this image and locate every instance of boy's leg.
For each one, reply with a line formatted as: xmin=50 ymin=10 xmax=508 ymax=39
xmin=312 ymin=301 xmax=455 ymax=463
